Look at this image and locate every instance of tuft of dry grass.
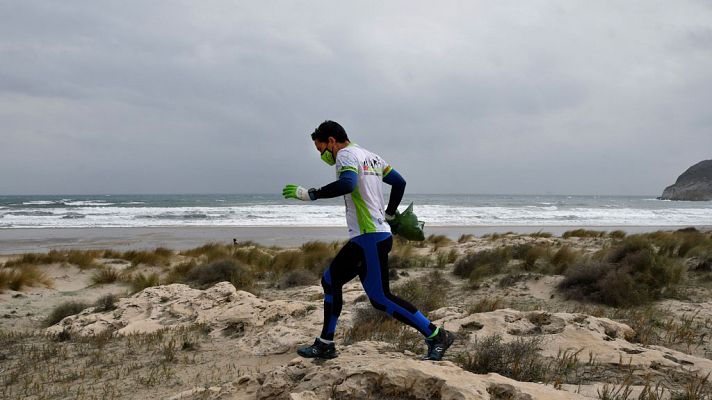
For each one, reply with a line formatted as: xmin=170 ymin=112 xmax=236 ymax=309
xmin=129 ymin=272 xmax=161 ymax=293
xmin=44 ymin=301 xmax=90 ymax=326
xmin=121 ymin=249 xmax=172 ymax=267
xmin=550 ymin=245 xmax=582 ymax=273
xmin=342 ymin=306 xmax=423 ymax=354
xmin=94 ymin=293 xmax=120 ymax=312
xmin=562 ymin=229 xmax=606 ymax=239
xmin=458 ymin=234 xmax=476 ymax=243
xmin=468 ymin=297 xmax=506 ymax=313
xmin=277 ymin=269 xmax=317 ymax=289
xmin=184 ymin=259 xmax=256 ymax=293
xmin=453 ymin=247 xmax=511 ymax=282
xmin=0 ymin=264 xmax=54 ymax=292
xmin=3 ymin=249 xmax=101 ymax=269
xmin=529 ymin=231 xmax=553 ymax=238
xmin=459 ymin=334 xmax=548 ymax=382
xmin=90 ymin=266 xmax=120 ymax=285
xmin=427 ymin=234 xmax=453 ymax=250
xmin=392 ymin=271 xmax=449 ymax=313
xmin=163 ymin=260 xmax=197 ymax=284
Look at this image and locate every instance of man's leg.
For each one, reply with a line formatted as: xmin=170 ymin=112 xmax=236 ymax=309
xmin=319 ymin=241 xmax=362 ymax=341
xmin=298 ymin=241 xmax=361 ymax=358
xmin=353 ymin=232 xmax=455 ymax=361
xmin=353 ymin=233 xmax=437 ymax=337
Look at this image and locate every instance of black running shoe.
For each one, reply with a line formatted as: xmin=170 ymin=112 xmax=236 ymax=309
xmin=297 ymin=338 xmax=338 ymax=359
xmin=423 ymin=328 xmax=455 ymax=361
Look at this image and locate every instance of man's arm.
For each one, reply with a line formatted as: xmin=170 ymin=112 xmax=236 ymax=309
xmin=383 ymin=168 xmax=406 ymax=216
xmin=308 ymin=170 xmax=358 ymax=200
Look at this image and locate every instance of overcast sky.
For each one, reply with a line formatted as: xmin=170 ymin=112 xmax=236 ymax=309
xmin=1 ymin=1 xmax=711 ymax=196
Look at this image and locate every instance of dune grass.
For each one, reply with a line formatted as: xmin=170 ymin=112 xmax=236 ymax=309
xmin=392 ymin=271 xmax=450 ymax=313
xmin=184 ymin=259 xmax=256 ymax=293
xmin=562 ymin=229 xmax=607 ymax=239
xmin=558 ymin=235 xmax=685 ymax=307
xmin=44 ymin=301 xmax=90 ymax=326
xmin=3 ymin=249 xmax=101 ymax=269
xmin=0 ymin=264 xmax=53 ymax=292
xmin=453 ymin=247 xmax=512 ymax=282
xmin=90 ymin=266 xmax=121 ymax=285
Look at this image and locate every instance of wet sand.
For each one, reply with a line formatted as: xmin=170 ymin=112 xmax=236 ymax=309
xmin=1 ymin=225 xmax=707 ymax=254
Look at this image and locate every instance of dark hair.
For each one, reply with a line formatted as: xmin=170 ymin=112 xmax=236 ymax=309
xmin=311 ymin=120 xmax=349 ymax=143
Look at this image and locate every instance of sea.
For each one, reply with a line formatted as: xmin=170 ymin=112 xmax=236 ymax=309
xmin=0 ymin=194 xmax=710 ymax=229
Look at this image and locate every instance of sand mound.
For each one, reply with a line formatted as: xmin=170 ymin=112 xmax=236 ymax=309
xmin=169 ymin=341 xmax=588 ymax=400
xmin=46 ymin=282 xmax=321 ymax=355
xmin=47 ymin=282 xmax=712 ymax=399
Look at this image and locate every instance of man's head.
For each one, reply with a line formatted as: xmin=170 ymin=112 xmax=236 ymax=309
xmin=311 ymin=120 xmax=350 ymax=165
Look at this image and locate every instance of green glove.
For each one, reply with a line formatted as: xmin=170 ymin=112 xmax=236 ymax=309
xmin=282 ymin=184 xmax=315 ymax=201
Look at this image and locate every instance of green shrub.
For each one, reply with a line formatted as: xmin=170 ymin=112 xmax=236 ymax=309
xmin=65 ymin=250 xmax=100 ymax=269
xmin=94 ymin=293 xmax=119 ymax=312
xmin=523 ymin=246 xmax=549 ymax=271
xmin=609 ymin=230 xmax=627 ymax=239
xmin=557 ymin=244 xmax=684 ymax=307
xmin=300 ymin=241 xmax=338 ymax=271
xmin=392 ymin=271 xmax=449 ymax=313
xmin=233 ymin=247 xmax=272 ymax=268
xmin=164 ymin=260 xmax=197 ymax=284
xmin=45 ymin=301 xmax=89 ymax=326
xmin=453 ymin=247 xmax=511 ymax=281
xmin=121 ymin=249 xmax=171 ymax=267
xmin=562 ymin=229 xmax=605 ymax=239
xmin=389 ymin=253 xmax=431 ymax=269
xmin=277 ymin=269 xmax=317 ymax=289
xmin=549 ymin=246 xmax=582 ymax=274
xmin=184 ymin=259 xmax=254 ymax=291
xmin=181 ymin=243 xmax=231 ymax=262
xmin=130 ymin=272 xmax=161 ymax=293
xmin=529 ymin=231 xmax=553 ymax=238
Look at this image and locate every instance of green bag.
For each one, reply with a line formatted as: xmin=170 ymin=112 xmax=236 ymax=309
xmin=389 ymin=202 xmax=425 ymax=241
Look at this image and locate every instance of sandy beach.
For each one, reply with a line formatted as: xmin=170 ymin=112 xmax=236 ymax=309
xmin=1 ymin=225 xmax=707 ymax=255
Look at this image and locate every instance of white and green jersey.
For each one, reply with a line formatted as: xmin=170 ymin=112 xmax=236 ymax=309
xmin=335 ymin=144 xmax=393 ymax=238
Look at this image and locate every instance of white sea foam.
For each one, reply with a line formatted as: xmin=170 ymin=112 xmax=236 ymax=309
xmin=1 ymin=203 xmax=711 ymax=228
xmin=64 ymin=201 xmax=115 ymax=206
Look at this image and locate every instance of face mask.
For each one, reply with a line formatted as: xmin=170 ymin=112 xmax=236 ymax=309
xmin=321 ymin=145 xmax=336 ymax=166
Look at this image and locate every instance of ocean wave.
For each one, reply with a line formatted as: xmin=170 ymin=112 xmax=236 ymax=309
xmin=64 ymin=201 xmax=115 ymax=206
xmin=6 ymin=211 xmax=57 ymax=217
xmin=22 ymin=201 xmax=58 ymax=205
xmin=61 ymin=213 xmax=86 ymax=219
xmin=1 ymin=202 xmax=711 ymax=228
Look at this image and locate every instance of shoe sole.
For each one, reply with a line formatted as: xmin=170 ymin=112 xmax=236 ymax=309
xmin=297 ymin=350 xmax=338 ymax=359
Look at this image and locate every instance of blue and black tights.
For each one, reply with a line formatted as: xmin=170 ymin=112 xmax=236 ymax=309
xmin=319 ymin=232 xmax=437 ymax=341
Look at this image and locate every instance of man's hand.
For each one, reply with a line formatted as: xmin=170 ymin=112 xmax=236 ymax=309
xmin=385 ymin=211 xmax=401 ymax=235
xmin=282 ymin=184 xmax=315 ymax=201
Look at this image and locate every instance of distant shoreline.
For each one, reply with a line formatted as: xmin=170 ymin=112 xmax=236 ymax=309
xmin=1 ymin=225 xmax=709 ymax=255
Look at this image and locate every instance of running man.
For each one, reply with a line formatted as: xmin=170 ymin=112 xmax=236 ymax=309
xmin=282 ymin=120 xmax=455 ymax=361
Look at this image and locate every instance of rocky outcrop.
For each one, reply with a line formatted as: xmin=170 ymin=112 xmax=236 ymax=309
xmin=660 ymin=160 xmax=712 ymax=201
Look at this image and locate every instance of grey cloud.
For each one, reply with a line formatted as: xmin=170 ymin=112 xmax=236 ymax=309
xmin=1 ymin=1 xmax=711 ymax=195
